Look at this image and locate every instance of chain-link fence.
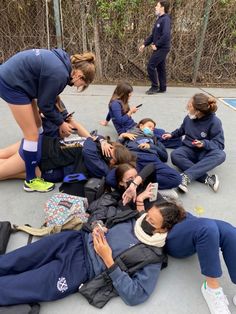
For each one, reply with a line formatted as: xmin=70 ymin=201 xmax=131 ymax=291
xmin=0 ymin=0 xmax=235 ymax=86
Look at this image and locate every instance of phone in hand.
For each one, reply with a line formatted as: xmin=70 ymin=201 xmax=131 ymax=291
xmin=136 ymin=104 xmax=143 ymax=108
xmin=149 ymin=183 xmax=158 ymax=202
xmin=65 ymin=111 xmax=75 ymax=121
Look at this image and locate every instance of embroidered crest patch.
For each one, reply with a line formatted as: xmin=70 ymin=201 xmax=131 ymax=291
xmin=57 ymin=277 xmax=68 ymax=293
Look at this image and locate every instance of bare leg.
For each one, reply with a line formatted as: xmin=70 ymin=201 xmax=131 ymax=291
xmin=0 ymin=172 xmax=26 ymax=180
xmin=0 ymin=142 xmax=21 ymax=159
xmin=0 ymin=152 xmax=25 ymax=180
xmin=9 ymin=103 xmax=38 ymax=181
xmin=32 ymin=99 xmax=42 ymax=129
xmin=9 ymin=104 xmax=38 ymax=141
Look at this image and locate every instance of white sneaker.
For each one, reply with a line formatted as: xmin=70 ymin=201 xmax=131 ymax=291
xmin=201 ymin=282 xmax=231 ymax=314
xmin=159 ymin=189 xmax=179 ymax=200
xmin=178 ymin=173 xmax=190 ymax=193
xmin=233 ymin=295 xmax=236 ymax=306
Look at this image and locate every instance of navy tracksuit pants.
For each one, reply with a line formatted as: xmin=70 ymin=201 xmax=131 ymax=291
xmin=147 ymin=49 xmax=169 ymax=91
xmin=171 ymin=146 xmax=226 ymax=182
xmin=166 ymin=213 xmax=236 ymax=282
xmin=0 ymin=231 xmax=89 ymax=305
xmin=136 ymin=152 xmax=181 ymax=190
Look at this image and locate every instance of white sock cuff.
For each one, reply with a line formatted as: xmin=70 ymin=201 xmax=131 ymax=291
xmin=38 ymin=126 xmax=44 ymax=134
xmin=22 ymin=139 xmax=38 ymax=152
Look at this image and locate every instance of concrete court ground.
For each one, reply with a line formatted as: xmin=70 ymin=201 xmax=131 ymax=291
xmin=0 ymin=85 xmax=236 ymax=314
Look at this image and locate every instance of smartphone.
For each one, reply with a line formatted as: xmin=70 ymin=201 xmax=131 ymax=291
xmin=65 ymin=111 xmax=75 ymax=121
xmin=149 ymin=183 xmax=159 ymax=202
xmin=136 ymin=104 xmax=143 ymax=108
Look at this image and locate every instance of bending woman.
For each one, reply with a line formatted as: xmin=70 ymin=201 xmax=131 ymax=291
xmin=0 ymin=48 xmax=95 ymax=192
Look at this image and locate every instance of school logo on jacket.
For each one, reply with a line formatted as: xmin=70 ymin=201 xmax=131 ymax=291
xmin=201 ymin=132 xmax=207 ymax=138
xmin=57 ymin=277 xmax=68 ymax=293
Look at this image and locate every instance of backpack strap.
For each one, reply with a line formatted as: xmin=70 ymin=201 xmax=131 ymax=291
xmin=13 ymin=216 xmax=84 ymax=237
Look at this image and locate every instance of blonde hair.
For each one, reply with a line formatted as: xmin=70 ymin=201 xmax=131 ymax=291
xmin=192 ymin=93 xmax=217 ymax=115
xmin=70 ymin=52 xmax=96 ymax=86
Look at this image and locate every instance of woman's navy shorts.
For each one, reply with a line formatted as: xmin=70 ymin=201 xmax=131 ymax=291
xmin=0 ymin=77 xmax=31 ymax=104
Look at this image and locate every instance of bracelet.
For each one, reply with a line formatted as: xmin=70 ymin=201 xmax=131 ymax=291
xmin=136 ymin=200 xmax=144 ymax=204
xmin=131 ymin=180 xmax=138 ymax=187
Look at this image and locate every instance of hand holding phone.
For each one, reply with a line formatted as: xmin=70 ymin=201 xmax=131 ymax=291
xmin=149 ymin=183 xmax=158 ymax=202
xmin=136 ymin=104 xmax=143 ymax=108
xmin=65 ymin=111 xmax=75 ymax=121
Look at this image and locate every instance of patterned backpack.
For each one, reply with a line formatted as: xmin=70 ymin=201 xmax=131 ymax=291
xmin=44 ymin=192 xmax=89 ymax=226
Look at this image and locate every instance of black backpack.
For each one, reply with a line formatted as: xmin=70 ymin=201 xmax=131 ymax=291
xmin=0 ymin=221 xmax=11 ymax=254
xmin=59 ymin=176 xmax=106 ymax=204
xmin=84 ymin=177 xmax=106 ymax=204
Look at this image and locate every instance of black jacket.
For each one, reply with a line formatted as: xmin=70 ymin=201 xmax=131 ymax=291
xmin=79 ymin=242 xmax=167 ymax=308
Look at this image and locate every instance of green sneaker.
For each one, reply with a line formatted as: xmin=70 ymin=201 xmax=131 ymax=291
xmin=24 ymin=177 xmax=55 ymax=193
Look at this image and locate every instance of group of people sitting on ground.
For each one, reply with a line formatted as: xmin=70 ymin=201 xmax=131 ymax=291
xmin=0 ymin=47 xmax=234 ymax=314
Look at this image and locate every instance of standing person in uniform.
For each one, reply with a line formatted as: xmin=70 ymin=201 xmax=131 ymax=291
xmin=0 ymin=48 xmax=95 ymax=192
xmin=139 ymin=1 xmax=171 ymax=95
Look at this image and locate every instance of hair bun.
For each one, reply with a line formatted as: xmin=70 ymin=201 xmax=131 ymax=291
xmin=208 ymin=96 xmax=217 ymax=112
xmin=84 ymin=52 xmax=96 ymax=64
xmin=70 ymin=52 xmax=96 ymax=65
xmin=208 ymin=97 xmax=216 ymax=106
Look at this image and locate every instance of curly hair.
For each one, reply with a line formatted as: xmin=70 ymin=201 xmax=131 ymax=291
xmin=153 ymin=201 xmax=186 ymax=230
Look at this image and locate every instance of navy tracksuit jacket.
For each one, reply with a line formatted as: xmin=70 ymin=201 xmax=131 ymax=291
xmin=0 ymin=222 xmax=161 ymax=305
xmin=144 ymin=14 xmax=171 ymax=91
xmin=82 ymin=137 xmax=181 ymax=190
xmin=170 ymin=113 xmax=226 ymax=182
xmin=0 ymin=48 xmax=72 ymax=126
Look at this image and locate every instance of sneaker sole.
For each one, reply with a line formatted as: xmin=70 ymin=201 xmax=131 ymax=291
xmin=233 ymin=295 xmax=236 ymax=306
xmin=201 ymin=284 xmax=230 ymax=314
xmin=178 ymin=185 xmax=188 ymax=193
xmin=213 ymin=175 xmax=220 ymax=192
xmin=159 ymin=190 xmax=179 ymax=200
xmin=23 ymin=186 xmax=55 ymax=193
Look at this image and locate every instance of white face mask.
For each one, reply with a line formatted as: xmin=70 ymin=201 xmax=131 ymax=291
xmin=188 ymin=113 xmax=197 ymax=120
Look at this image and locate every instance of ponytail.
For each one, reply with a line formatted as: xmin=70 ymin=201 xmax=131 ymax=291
xmin=192 ymin=93 xmax=218 ymax=115
xmin=70 ymin=52 xmax=96 ymax=85
xmin=207 ymin=97 xmax=218 ymax=113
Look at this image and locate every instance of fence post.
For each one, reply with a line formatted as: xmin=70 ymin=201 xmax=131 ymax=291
xmin=192 ymin=0 xmax=213 ymax=84
xmin=53 ymin=0 xmax=62 ymax=48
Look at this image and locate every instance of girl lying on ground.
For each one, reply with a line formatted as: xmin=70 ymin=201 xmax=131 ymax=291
xmin=0 ymin=200 xmax=184 ymax=306
xmin=117 ymin=163 xmax=235 ymax=314
xmin=99 ymin=81 xmax=181 ymax=148
xmin=0 ymin=136 xmax=133 ymax=185
xmin=83 ymin=133 xmax=181 ymax=199
xmin=117 ymin=118 xmax=181 ymax=197
xmin=162 ymin=93 xmax=226 ymax=193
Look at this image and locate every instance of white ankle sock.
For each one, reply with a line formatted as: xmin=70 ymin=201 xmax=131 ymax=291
xmin=205 ymin=282 xmax=222 ymax=294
